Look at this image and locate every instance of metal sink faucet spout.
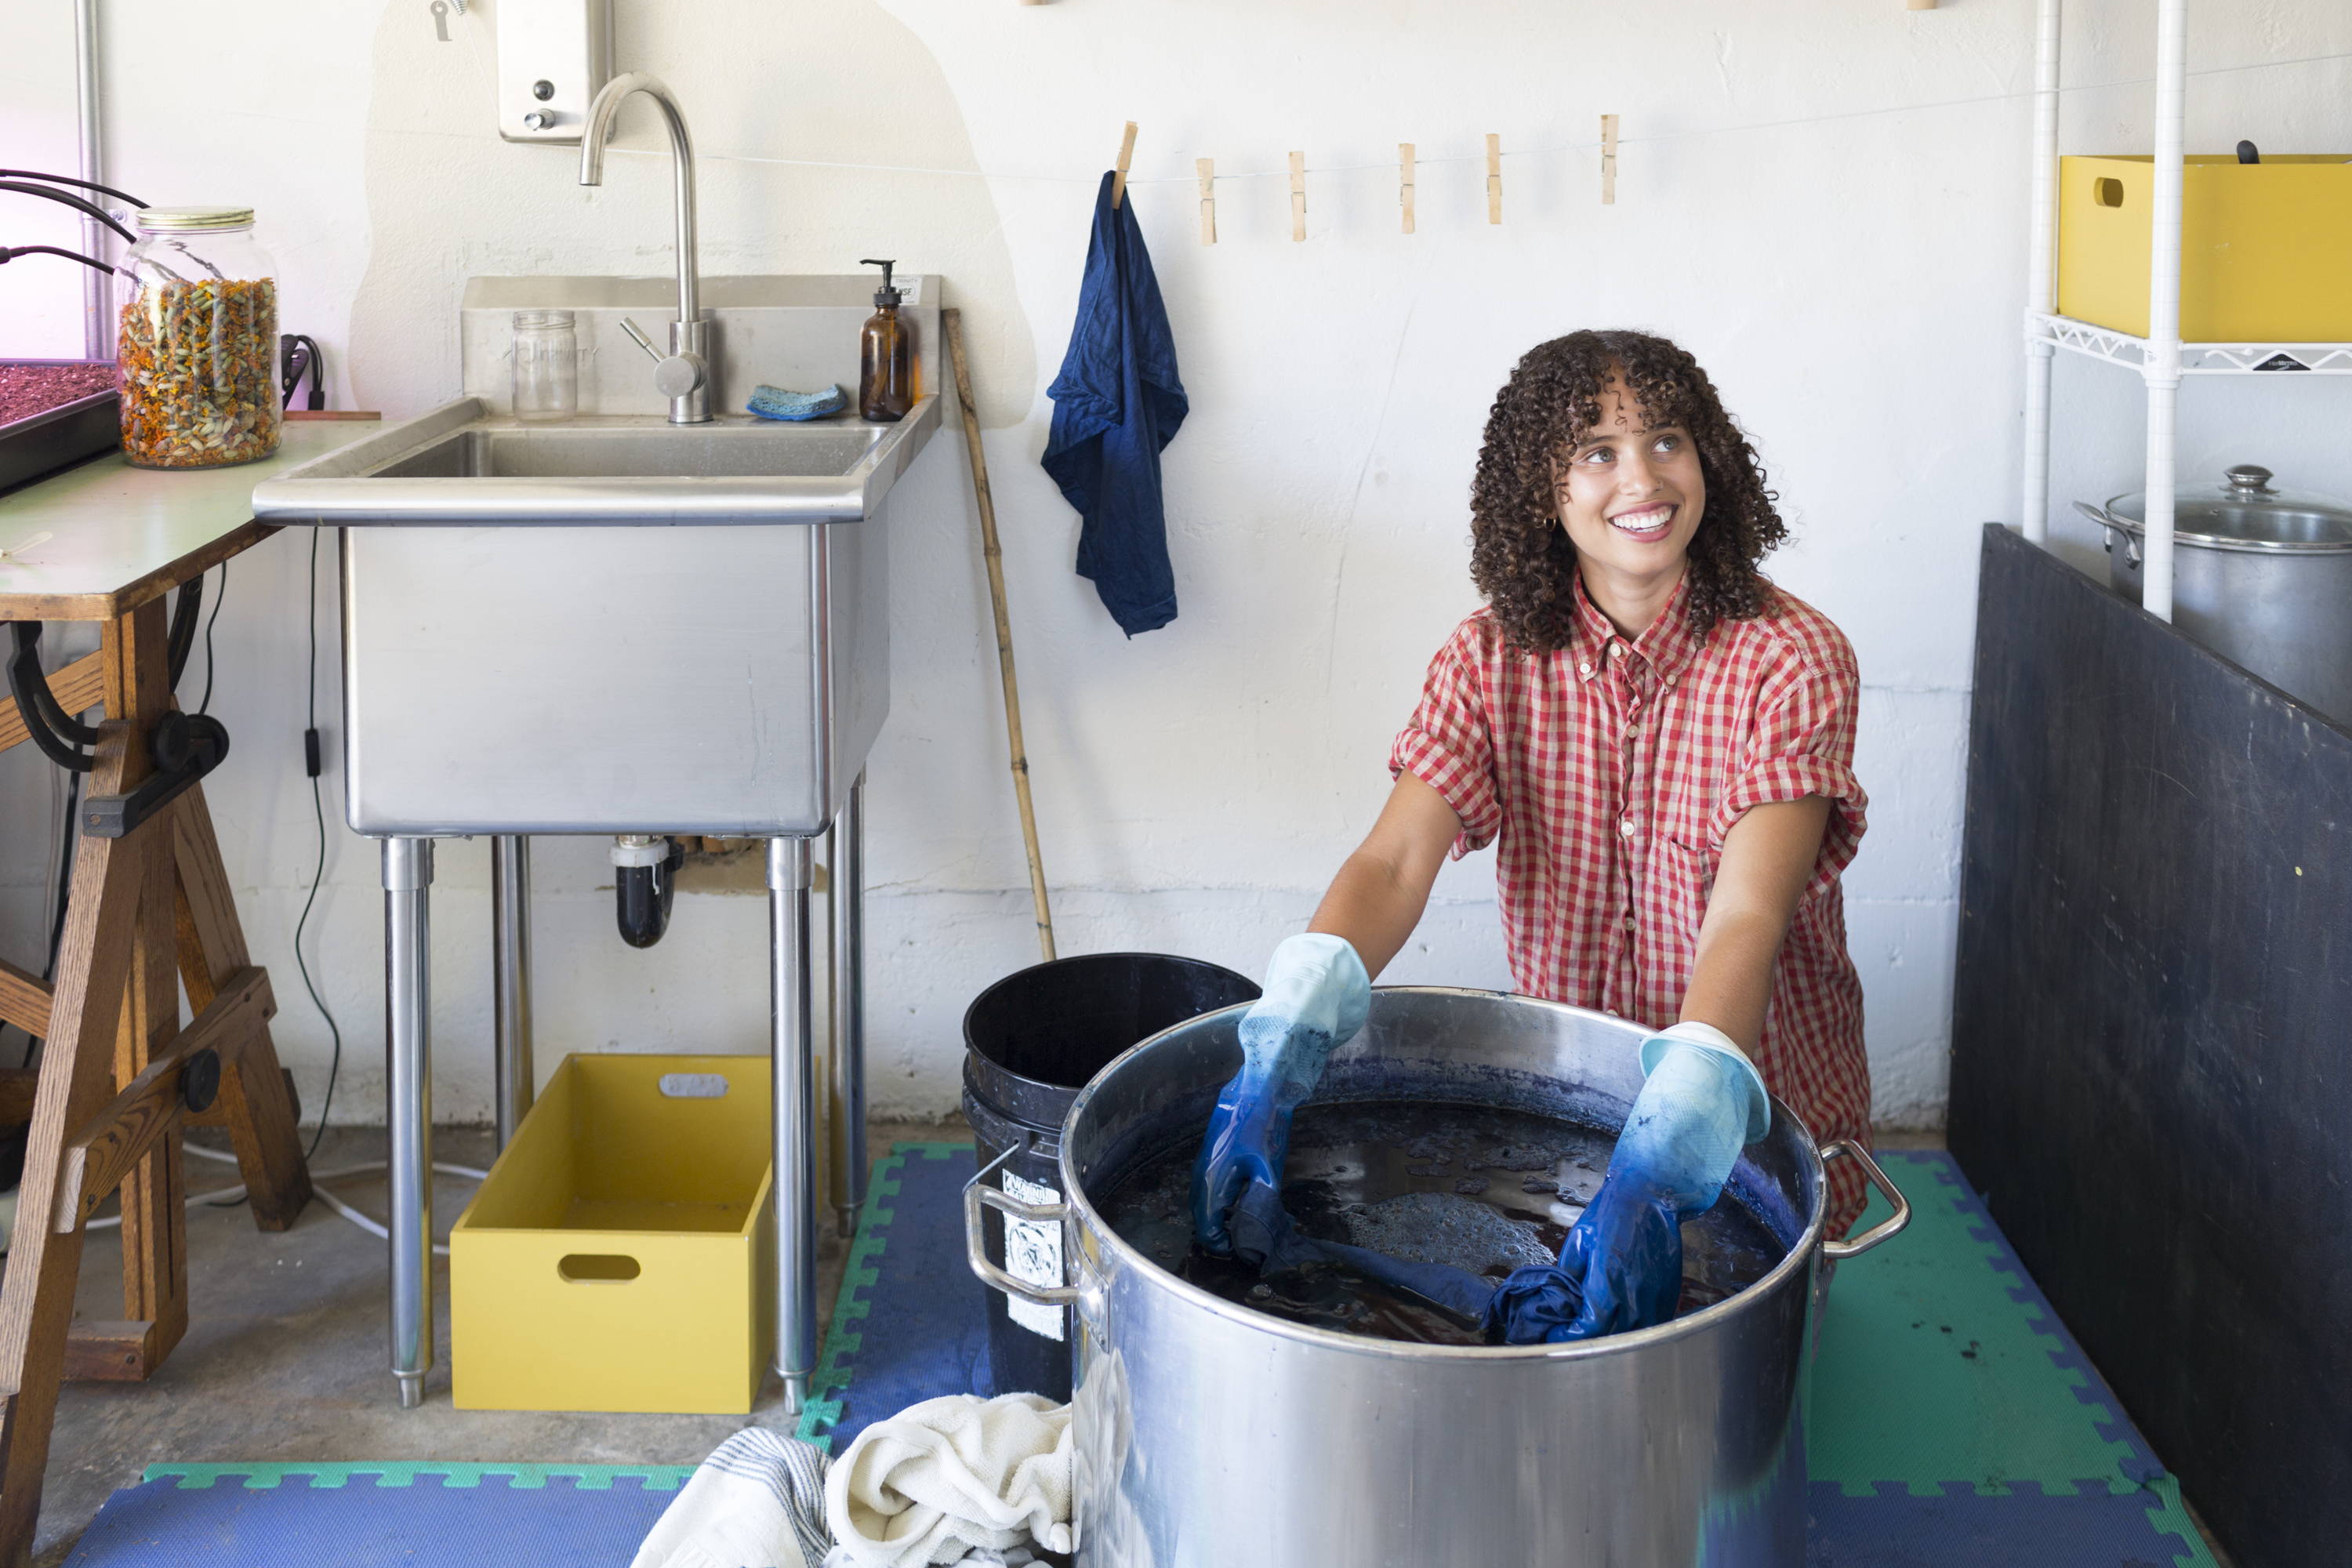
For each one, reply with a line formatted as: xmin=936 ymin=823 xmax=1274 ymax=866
xmin=579 ymin=72 xmax=710 ymax=424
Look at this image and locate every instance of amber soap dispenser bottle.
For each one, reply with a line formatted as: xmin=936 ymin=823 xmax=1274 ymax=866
xmin=858 ymin=258 xmax=913 ymax=422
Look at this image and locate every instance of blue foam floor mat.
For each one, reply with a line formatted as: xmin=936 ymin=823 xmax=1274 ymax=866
xmin=64 ymin=1146 xmax=2219 ymax=1566
xmin=64 ymin=1465 xmax=690 ymax=1567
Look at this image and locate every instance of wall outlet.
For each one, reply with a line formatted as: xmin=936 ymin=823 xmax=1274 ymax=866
xmin=495 ymin=0 xmax=613 ymax=146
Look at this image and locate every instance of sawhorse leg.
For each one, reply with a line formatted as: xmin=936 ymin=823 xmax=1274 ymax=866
xmin=0 ymin=599 xmax=312 ymax=1564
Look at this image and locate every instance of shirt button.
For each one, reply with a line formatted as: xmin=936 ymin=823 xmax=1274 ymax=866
xmin=1625 ymin=721 xmax=1640 ymax=735
xmin=1606 ymin=1009 xmax=1621 ymax=1018
xmin=1619 ymin=818 xmax=1635 ymax=837
xmin=1623 ymin=913 xmax=1637 ymax=930
xmin=1578 ymin=662 xmax=1593 ymax=677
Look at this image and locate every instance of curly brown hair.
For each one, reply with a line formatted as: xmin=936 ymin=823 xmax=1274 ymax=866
xmin=1469 ymin=329 xmax=1786 ymax=652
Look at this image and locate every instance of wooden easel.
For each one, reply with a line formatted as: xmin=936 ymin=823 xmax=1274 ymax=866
xmin=0 ymin=447 xmax=321 ymax=1565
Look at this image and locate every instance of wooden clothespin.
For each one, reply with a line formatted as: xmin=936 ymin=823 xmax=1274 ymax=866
xmin=1486 ymin=134 xmax=1504 ymax=224
xmin=1196 ymin=158 xmax=1216 ymax=245
xmin=1111 ymin=122 xmax=1138 ymax=209
xmin=1600 ymin=114 xmax=1620 ymax=205
xmin=1399 ymin=143 xmax=1417 ymax=234
xmin=1289 ymin=151 xmax=1307 ymax=242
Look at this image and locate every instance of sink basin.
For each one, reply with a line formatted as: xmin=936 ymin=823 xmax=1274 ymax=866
xmin=253 ymin=394 xmax=940 ymax=836
xmin=252 ymin=397 xmax=937 ymax=525
xmin=376 ymin=424 xmax=887 ymax=481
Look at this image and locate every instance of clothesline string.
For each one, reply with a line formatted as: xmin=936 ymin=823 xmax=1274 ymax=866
xmin=601 ymin=45 xmax=2352 ymax=188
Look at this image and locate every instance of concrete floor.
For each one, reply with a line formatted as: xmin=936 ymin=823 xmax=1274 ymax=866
xmin=23 ymin=1120 xmax=960 ymax=1566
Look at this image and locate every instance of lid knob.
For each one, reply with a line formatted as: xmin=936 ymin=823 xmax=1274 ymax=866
xmin=2224 ymin=465 xmax=2275 ymax=494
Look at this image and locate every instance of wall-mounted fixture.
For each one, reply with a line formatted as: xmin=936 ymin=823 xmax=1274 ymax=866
xmin=496 ymin=0 xmax=612 ymax=145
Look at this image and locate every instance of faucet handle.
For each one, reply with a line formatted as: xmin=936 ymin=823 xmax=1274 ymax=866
xmin=618 ymin=317 xmax=664 ymax=364
xmin=620 ymin=315 xmax=708 ymax=401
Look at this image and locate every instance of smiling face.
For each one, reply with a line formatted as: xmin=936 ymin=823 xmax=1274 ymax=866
xmin=1552 ymin=373 xmax=1707 ymax=628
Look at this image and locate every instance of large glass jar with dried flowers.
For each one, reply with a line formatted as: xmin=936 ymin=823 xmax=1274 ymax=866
xmin=116 ymin=208 xmax=281 ymax=470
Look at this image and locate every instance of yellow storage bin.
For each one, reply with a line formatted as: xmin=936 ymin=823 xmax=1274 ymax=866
xmin=2057 ymin=154 xmax=2352 ymax=342
xmin=452 ymin=1053 xmax=774 ymax=1414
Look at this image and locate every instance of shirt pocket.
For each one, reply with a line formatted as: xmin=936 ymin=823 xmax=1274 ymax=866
xmin=1648 ymin=827 xmax=1718 ymax=929
xmin=1659 ymin=775 xmax=1721 ymax=876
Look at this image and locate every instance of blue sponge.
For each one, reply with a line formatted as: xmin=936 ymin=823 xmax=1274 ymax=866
xmin=747 ymin=384 xmax=848 ymax=422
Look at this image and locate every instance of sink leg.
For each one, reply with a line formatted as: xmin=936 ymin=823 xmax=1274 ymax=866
xmin=768 ymin=837 xmax=817 ymax=1414
xmin=491 ymin=835 xmax=535 ymax=1153
xmin=382 ymin=837 xmax=434 ymax=1410
xmin=829 ymin=773 xmax=867 ymax=1240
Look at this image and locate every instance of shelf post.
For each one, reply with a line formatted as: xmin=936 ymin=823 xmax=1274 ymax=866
xmin=2140 ymin=0 xmax=2189 ymax=622
xmin=2020 ymin=0 xmax=2063 ymax=543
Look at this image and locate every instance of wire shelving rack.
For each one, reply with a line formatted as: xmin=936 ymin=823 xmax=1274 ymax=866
xmin=2017 ymin=0 xmax=2352 ymax=622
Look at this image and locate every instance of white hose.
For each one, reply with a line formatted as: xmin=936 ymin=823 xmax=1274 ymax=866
xmin=85 ymin=1143 xmax=491 ymax=1259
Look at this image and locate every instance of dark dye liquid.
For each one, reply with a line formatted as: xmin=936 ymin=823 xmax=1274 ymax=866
xmin=1096 ymin=1100 xmax=1786 ymax=1345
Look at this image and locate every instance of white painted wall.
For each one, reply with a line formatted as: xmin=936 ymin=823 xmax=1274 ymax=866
xmin=5 ymin=1 xmax=2349 ymax=1132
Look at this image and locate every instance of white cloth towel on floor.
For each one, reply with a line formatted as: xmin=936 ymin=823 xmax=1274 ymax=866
xmin=632 ymin=1426 xmax=834 ymax=1568
xmin=824 ymin=1392 xmax=1074 ymax=1566
xmin=825 ymin=1548 xmax=1036 ymax=1568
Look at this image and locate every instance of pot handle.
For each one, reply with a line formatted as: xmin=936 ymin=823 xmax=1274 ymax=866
xmin=1819 ymin=1141 xmax=1912 ymax=1260
xmin=964 ymin=1179 xmax=1083 ymax=1308
xmin=2072 ymin=499 xmax=2141 ymax=565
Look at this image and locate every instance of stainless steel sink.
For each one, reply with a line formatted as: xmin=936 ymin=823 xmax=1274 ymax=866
xmin=372 ymin=424 xmax=884 ymax=481
xmin=249 ymin=394 xmax=940 ymax=836
xmin=253 ymin=397 xmax=935 ymax=524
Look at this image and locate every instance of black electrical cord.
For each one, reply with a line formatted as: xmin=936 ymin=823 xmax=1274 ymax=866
xmin=292 ymin=528 xmax=342 ymax=1161
xmin=0 ymin=169 xmax=148 ymax=211
xmin=0 ymin=183 xmax=138 ymax=246
xmin=279 ymin=335 xmax=325 ymax=412
xmin=197 ymin=563 xmax=227 ymax=717
xmin=0 ymin=244 xmax=115 ymax=274
xmin=17 ymin=739 xmax=86 ymax=1070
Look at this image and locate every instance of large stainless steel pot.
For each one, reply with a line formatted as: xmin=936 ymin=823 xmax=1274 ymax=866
xmin=964 ymin=987 xmax=1910 ymax=1566
xmin=2078 ymin=464 xmax=2352 ymax=723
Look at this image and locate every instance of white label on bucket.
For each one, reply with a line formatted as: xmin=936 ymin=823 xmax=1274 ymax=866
xmin=1000 ymin=1170 xmax=1066 ymax=1341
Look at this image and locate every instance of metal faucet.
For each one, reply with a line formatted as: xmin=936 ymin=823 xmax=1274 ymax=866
xmin=579 ymin=72 xmax=710 ymax=425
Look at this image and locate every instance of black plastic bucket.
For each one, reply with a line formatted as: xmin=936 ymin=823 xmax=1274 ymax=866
xmin=962 ymin=952 xmax=1260 ymax=1401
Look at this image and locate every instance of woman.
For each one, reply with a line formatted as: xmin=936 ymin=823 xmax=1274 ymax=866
xmin=1192 ymin=329 xmax=1870 ymax=1342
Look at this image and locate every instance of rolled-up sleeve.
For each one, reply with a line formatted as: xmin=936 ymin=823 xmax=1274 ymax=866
xmin=1708 ymin=655 xmax=1867 ymax=898
xmin=1389 ymin=622 xmax=1503 ymax=855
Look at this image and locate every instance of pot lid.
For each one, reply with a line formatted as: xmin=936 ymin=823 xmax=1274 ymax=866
xmin=2104 ymin=465 xmax=2352 ymax=553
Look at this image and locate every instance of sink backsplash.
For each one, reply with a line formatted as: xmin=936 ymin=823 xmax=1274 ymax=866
xmin=459 ymin=274 xmax=942 ymax=419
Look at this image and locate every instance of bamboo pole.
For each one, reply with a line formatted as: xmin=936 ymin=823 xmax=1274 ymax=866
xmin=942 ymin=309 xmax=1057 ymax=963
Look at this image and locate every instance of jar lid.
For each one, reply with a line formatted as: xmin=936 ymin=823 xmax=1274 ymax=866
xmin=513 ymin=310 xmax=576 ymax=329
xmin=136 ymin=206 xmax=256 ymax=232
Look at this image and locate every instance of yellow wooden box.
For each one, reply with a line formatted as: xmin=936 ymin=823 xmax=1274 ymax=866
xmin=452 ymin=1053 xmax=774 ymax=1414
xmin=2056 ymin=154 xmax=2352 ymax=342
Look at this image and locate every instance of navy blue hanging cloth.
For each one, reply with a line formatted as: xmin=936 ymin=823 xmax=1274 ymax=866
xmin=1043 ymin=170 xmax=1189 ymax=637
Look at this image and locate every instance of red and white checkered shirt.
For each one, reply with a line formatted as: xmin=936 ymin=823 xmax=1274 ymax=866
xmin=1391 ymin=573 xmax=1873 ymax=1236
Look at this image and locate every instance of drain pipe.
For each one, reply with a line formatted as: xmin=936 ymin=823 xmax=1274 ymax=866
xmin=74 ymin=0 xmax=107 ymax=361
xmin=612 ymin=834 xmax=682 ymax=948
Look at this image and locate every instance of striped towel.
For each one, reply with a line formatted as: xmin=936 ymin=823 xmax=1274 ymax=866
xmin=632 ymin=1428 xmax=833 ymax=1568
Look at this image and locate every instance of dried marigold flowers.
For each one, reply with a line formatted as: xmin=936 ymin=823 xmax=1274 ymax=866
xmin=117 ymin=278 xmax=281 ymax=470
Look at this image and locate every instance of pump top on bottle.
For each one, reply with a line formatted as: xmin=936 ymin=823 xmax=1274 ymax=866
xmin=858 ymin=258 xmax=913 ymax=423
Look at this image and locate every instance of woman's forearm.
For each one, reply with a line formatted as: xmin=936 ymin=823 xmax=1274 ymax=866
xmin=1677 ymin=796 xmax=1831 ymax=1053
xmin=1678 ymin=907 xmax=1790 ymax=1049
xmin=1308 ymin=851 xmax=1430 ymax=980
xmin=1305 ymin=771 xmax=1462 ymax=982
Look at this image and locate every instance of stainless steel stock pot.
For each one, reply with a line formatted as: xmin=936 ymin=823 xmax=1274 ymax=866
xmin=964 ymin=987 xmax=1909 ymax=1566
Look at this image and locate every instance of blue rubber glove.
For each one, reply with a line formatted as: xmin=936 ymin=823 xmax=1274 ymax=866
xmin=1486 ymin=1022 xmax=1770 ymax=1344
xmin=1189 ymin=934 xmax=1370 ymax=1260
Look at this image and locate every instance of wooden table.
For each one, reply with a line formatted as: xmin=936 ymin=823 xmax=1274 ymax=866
xmin=0 ymin=419 xmax=365 ymax=1566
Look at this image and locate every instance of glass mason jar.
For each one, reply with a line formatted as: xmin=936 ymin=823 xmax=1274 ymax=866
xmin=116 ymin=207 xmax=281 ymax=470
xmin=510 ymin=310 xmax=579 ymax=421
